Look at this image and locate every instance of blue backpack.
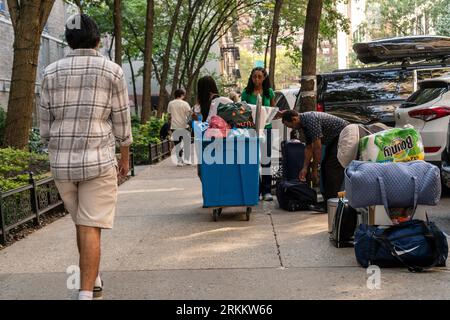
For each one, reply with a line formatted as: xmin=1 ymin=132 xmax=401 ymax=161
xmin=354 ymin=219 xmax=448 ymax=272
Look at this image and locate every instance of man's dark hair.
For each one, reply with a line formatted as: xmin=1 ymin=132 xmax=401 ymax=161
xmin=65 ymin=14 xmax=101 ymax=50
xmin=282 ymin=110 xmax=299 ymax=123
xmin=174 ymin=89 xmax=185 ymax=99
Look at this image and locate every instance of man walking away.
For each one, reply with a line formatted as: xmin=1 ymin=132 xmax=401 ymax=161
xmin=39 ymin=14 xmax=132 ymax=300
xmin=282 ymin=110 xmax=349 ymax=205
xmin=168 ymin=89 xmax=192 ymax=166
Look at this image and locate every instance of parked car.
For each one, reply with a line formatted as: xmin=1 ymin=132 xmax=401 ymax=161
xmin=295 ymin=63 xmax=450 ymax=127
xmin=295 ymin=36 xmax=450 ymax=127
xmin=395 ymin=75 xmax=450 ymax=187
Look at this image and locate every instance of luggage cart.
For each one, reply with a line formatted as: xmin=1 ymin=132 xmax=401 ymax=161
xmin=199 ymin=136 xmax=260 ymax=221
xmin=197 ymin=96 xmax=263 ymax=221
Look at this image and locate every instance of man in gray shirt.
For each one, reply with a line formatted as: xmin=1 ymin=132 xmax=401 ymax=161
xmin=282 ymin=110 xmax=349 ymax=203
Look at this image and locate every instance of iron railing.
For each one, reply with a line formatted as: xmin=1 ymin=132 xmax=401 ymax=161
xmin=0 ymin=153 xmax=136 ymax=245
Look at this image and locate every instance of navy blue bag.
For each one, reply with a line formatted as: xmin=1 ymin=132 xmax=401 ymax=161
xmin=354 ymin=220 xmax=448 ymax=272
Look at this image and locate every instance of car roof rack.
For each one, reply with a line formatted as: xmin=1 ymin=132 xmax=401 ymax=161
xmin=328 ymin=59 xmax=450 ymax=74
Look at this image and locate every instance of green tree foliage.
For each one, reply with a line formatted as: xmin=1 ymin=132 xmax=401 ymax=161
xmin=243 ymin=0 xmax=349 ymax=69
xmin=366 ymin=0 xmax=450 ymax=38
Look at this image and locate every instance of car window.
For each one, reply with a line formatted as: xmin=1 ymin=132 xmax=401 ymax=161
xmin=322 ymin=70 xmax=414 ymax=103
xmin=417 ymin=68 xmax=450 ymax=81
xmin=276 ymin=95 xmax=290 ymax=111
xmin=402 ymin=81 xmax=449 ymax=107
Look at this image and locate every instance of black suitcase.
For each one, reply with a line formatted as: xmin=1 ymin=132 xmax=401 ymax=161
xmin=276 ymin=179 xmax=317 ymax=212
xmin=330 ymin=198 xmax=358 ymax=248
xmin=281 ymin=141 xmax=305 ymax=180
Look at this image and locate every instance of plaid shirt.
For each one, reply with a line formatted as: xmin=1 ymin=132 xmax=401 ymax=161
xmin=39 ymin=49 xmax=133 ymax=182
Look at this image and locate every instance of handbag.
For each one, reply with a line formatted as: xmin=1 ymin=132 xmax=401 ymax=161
xmin=354 ymin=219 xmax=448 ymax=272
xmin=345 ymin=160 xmax=441 ymax=209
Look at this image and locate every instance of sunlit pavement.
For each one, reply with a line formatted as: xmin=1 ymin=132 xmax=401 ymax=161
xmin=0 ymin=157 xmax=449 ymax=300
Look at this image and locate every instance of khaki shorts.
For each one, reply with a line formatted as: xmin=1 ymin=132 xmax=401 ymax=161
xmin=55 ymin=166 xmax=118 ymax=229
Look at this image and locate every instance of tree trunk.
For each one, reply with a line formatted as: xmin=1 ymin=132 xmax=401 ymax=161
xmin=264 ymin=29 xmax=271 ymax=69
xmin=126 ymin=50 xmax=139 ymax=117
xmin=269 ymin=0 xmax=283 ymax=89
xmin=3 ymin=0 xmax=55 ymax=149
xmin=299 ymin=0 xmax=323 ymax=112
xmin=108 ymin=35 xmax=115 ymax=61
xmin=141 ymin=0 xmax=154 ymax=124
xmin=74 ymin=0 xmax=84 ymax=13
xmin=170 ymin=0 xmax=202 ymax=98
xmin=113 ymin=0 xmax=122 ymax=66
xmin=157 ymin=0 xmax=184 ymax=118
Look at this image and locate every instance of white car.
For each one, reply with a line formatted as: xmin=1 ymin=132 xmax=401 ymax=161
xmin=395 ymin=75 xmax=450 ymax=186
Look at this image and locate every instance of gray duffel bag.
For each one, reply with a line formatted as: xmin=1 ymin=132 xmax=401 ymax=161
xmin=345 ymin=160 xmax=441 ymax=209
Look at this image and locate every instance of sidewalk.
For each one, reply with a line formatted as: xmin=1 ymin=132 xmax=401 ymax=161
xmin=0 ymin=158 xmax=449 ymax=300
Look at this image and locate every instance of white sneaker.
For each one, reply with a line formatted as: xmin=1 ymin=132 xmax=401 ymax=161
xmin=263 ymin=193 xmax=273 ymax=201
xmin=177 ymin=160 xmax=184 ymax=167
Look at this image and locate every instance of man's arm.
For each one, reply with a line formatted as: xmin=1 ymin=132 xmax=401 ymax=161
xmin=310 ymin=138 xmax=322 ymax=185
xmin=39 ymin=76 xmax=53 ymax=144
xmin=300 ymin=138 xmax=322 ymax=183
xmin=300 ymin=144 xmax=313 ymax=182
xmin=111 ymin=69 xmax=133 ymax=177
xmin=311 ymin=138 xmax=322 ymax=169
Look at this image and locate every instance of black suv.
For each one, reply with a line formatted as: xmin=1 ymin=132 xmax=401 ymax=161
xmin=295 ymin=36 xmax=450 ymax=126
xmin=295 ymin=63 xmax=450 ymax=126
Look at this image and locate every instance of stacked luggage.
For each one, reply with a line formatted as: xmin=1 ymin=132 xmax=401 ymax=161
xmin=338 ymin=125 xmax=448 ymax=271
xmin=276 ymin=140 xmax=318 ymax=211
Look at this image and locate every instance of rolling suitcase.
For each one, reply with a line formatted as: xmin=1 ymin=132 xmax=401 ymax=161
xmin=281 ymin=140 xmax=305 ymax=180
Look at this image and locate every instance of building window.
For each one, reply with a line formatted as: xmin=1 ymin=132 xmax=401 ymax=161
xmin=0 ymin=0 xmax=5 ymax=12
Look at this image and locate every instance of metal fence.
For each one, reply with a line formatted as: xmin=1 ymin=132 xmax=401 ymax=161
xmin=0 ymin=153 xmax=136 ymax=246
xmin=148 ymin=139 xmax=173 ymax=164
xmin=0 ymin=174 xmax=63 ymax=245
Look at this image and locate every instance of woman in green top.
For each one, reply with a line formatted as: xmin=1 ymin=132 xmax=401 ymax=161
xmin=241 ymin=67 xmax=276 ymax=201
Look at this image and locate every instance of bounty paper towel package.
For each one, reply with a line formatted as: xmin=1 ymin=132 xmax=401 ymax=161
xmin=359 ymin=125 xmax=424 ymax=163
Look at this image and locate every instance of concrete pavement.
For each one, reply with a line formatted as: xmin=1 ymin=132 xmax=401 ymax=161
xmin=0 ymin=158 xmax=449 ymax=300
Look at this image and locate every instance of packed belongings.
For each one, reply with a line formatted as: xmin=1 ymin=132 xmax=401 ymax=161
xmin=337 ymin=123 xmax=389 ymax=168
xmin=217 ymin=102 xmax=255 ymax=128
xmin=359 ymin=125 xmax=425 ymax=163
xmin=205 ymin=115 xmax=230 ymax=139
xmin=344 ymin=159 xmax=448 ymax=271
xmin=276 ymin=179 xmax=317 ymax=212
xmin=331 ymin=121 xmax=448 ymax=270
xmin=276 ymin=140 xmax=319 ymax=212
xmin=329 ymin=192 xmax=358 ymax=248
xmin=216 ymin=101 xmax=278 ymax=134
xmin=195 ymin=97 xmax=279 ymax=221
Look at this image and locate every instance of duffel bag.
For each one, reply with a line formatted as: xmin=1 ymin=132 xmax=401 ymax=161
xmin=276 ymin=180 xmax=317 ymax=211
xmin=354 ymin=219 xmax=448 ymax=272
xmin=345 ymin=160 xmax=441 ymax=209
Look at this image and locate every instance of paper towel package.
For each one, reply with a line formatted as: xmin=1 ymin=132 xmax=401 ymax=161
xmin=359 ymin=126 xmax=424 ymax=163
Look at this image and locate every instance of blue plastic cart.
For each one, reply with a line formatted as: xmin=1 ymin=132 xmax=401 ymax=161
xmin=198 ymin=136 xmax=260 ymax=221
